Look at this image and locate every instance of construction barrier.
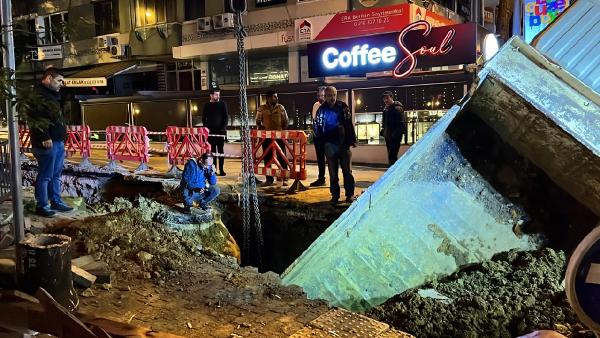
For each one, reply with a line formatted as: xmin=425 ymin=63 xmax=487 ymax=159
xmin=165 ymin=126 xmax=211 ymax=176
xmin=65 ymin=125 xmax=93 ymax=167
xmin=18 ymin=125 xmax=31 ymax=161
xmin=251 ymin=130 xmax=307 ymax=193
xmin=105 ymin=125 xmax=149 ymax=172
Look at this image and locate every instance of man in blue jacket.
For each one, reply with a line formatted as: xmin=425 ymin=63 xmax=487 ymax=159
xmin=181 ymin=153 xmax=220 ymax=212
xmin=313 ymin=86 xmax=357 ymax=204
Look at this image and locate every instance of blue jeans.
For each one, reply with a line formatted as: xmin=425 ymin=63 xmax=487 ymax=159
xmin=31 ymin=141 xmax=65 ymax=210
xmin=183 ymin=185 xmax=220 ymax=208
xmin=324 ymin=142 xmax=355 ymax=199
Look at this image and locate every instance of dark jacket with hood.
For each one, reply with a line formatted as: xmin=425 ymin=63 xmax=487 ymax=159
xmin=381 ymin=101 xmax=405 ymax=140
xmin=313 ymin=100 xmax=357 ymax=149
xmin=202 ymin=101 xmax=229 ymax=135
xmin=30 ymin=84 xmax=66 ymax=148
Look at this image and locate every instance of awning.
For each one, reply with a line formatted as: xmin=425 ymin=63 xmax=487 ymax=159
xmin=64 ymin=61 xmax=139 ymax=87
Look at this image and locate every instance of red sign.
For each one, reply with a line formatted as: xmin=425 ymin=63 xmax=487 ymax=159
xmin=314 ymin=4 xmax=455 ymax=41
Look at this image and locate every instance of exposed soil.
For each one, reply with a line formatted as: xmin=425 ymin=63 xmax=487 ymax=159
xmin=367 ymin=248 xmax=594 ymax=338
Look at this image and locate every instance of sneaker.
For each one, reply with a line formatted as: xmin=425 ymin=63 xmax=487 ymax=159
xmin=310 ymin=179 xmax=326 ymax=187
xmin=50 ymin=202 xmax=74 ymax=212
xmin=345 ymin=196 xmax=356 ymax=203
xmin=254 ymin=177 xmax=263 ymax=184
xmin=330 ymin=197 xmax=340 ymax=205
xmin=200 ymin=204 xmax=212 ymax=211
xmin=35 ymin=208 xmax=56 ymax=217
xmin=260 ymin=180 xmax=275 ymax=187
xmin=183 ymin=206 xmax=191 ymax=213
xmin=218 ymin=171 xmax=226 ymax=176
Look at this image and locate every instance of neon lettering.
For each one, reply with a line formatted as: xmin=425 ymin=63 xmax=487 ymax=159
xmin=323 ymin=47 xmax=339 ymax=69
xmin=321 ymin=45 xmax=397 ymax=69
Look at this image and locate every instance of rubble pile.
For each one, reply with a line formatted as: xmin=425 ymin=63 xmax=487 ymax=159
xmin=367 ymin=248 xmax=594 ymax=338
xmin=60 ymin=197 xmax=239 ymax=281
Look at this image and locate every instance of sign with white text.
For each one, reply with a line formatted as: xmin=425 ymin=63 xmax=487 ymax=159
xmin=64 ymin=77 xmax=108 ymax=87
xmin=33 ymin=45 xmax=63 ymax=60
xmin=307 ymin=21 xmax=476 ymax=78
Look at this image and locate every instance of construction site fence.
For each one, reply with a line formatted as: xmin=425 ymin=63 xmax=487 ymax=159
xmin=18 ymin=126 xmax=309 ymax=184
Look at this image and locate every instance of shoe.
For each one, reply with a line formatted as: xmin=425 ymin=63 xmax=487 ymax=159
xmin=218 ymin=171 xmax=226 ymax=176
xmin=200 ymin=204 xmax=212 ymax=211
xmin=35 ymin=208 xmax=55 ymax=217
xmin=260 ymin=180 xmax=274 ymax=187
xmin=310 ymin=179 xmax=326 ymax=187
xmin=281 ymin=180 xmax=289 ymax=187
xmin=254 ymin=177 xmax=263 ymax=184
xmin=330 ymin=197 xmax=340 ymax=205
xmin=183 ymin=206 xmax=191 ymax=213
xmin=51 ymin=202 xmax=73 ymax=212
xmin=345 ymin=196 xmax=355 ymax=203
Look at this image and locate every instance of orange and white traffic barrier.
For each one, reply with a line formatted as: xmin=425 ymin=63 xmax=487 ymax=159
xmin=65 ymin=125 xmax=93 ymax=167
xmin=251 ymin=130 xmax=307 ymax=193
xmin=104 ymin=125 xmax=149 ymax=172
xmin=165 ymin=126 xmax=211 ymax=176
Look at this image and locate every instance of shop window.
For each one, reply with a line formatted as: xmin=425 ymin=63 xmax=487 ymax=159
xmin=94 ymin=0 xmax=120 ymax=36
xmin=210 ymin=59 xmax=239 ymax=86
xmin=135 ymin=0 xmax=175 ymax=27
xmin=248 ymin=55 xmax=289 ymax=86
xmin=41 ymin=12 xmax=68 ymax=44
xmin=185 ymin=0 xmax=206 ymax=20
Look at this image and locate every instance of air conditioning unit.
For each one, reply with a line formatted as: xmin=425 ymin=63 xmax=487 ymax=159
xmin=110 ymin=44 xmax=129 ymax=57
xmin=107 ymin=36 xmax=119 ymax=46
xmin=35 ymin=17 xmax=47 ymax=45
xmin=197 ymin=17 xmax=212 ymax=32
xmin=97 ymin=36 xmax=108 ymax=48
xmin=213 ymin=13 xmax=235 ymax=30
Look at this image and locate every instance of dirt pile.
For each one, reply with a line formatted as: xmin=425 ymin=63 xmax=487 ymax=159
xmin=367 ymin=248 xmax=594 ymax=338
xmin=59 ymin=197 xmax=239 ymax=281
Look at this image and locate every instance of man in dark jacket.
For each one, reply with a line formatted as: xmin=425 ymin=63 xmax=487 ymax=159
xmin=313 ymin=86 xmax=357 ymax=204
xmin=180 ymin=153 xmax=220 ymax=212
xmin=202 ymin=86 xmax=228 ymax=176
xmin=30 ymin=68 xmax=72 ymax=217
xmin=381 ymin=91 xmax=406 ymax=166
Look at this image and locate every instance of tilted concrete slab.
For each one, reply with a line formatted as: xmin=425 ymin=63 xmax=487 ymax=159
xmin=281 ymin=37 xmax=600 ymax=311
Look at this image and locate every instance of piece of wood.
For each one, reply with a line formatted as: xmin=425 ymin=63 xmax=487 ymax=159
xmin=77 ymin=314 xmax=185 ymax=338
xmin=71 ymin=265 xmax=97 ymax=288
xmin=35 ymin=288 xmax=97 ymax=338
xmin=72 ymin=255 xmax=96 ymax=268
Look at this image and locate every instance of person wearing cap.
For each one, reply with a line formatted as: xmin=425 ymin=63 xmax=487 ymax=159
xmin=381 ymin=91 xmax=406 ymax=166
xmin=180 ymin=152 xmax=220 ymax=213
xmin=202 ymin=85 xmax=228 ymax=176
xmin=256 ymin=90 xmax=289 ymax=186
xmin=310 ymin=86 xmax=327 ymax=187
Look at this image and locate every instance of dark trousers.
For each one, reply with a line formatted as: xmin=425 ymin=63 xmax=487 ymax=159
xmin=183 ymin=185 xmax=220 ymax=208
xmin=400 ymin=123 xmax=408 ymax=145
xmin=313 ymin=136 xmax=326 ymax=180
xmin=324 ymin=142 xmax=354 ymax=199
xmin=262 ymin=138 xmax=287 ymax=182
xmin=208 ymin=135 xmax=225 ymax=172
xmin=385 ymin=136 xmax=401 ymax=166
xmin=31 ymin=141 xmax=65 ymax=210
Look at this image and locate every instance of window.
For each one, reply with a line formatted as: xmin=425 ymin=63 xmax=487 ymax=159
xmin=248 ymin=55 xmax=289 ymax=86
xmin=135 ymin=0 xmax=175 ymax=27
xmin=166 ymin=61 xmax=204 ymax=91
xmin=94 ymin=0 xmax=120 ymax=36
xmin=41 ymin=12 xmax=68 ymax=44
xmin=185 ymin=0 xmax=206 ymax=20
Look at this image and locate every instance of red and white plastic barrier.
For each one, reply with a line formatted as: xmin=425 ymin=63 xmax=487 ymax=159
xmin=105 ymin=125 xmax=149 ymax=172
xmin=251 ymin=130 xmax=307 ymax=188
xmin=165 ymin=126 xmax=211 ymax=176
xmin=65 ymin=125 xmax=93 ymax=167
xmin=18 ymin=125 xmax=31 ymax=160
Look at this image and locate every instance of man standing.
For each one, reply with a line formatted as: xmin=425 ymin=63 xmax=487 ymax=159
xmin=30 ymin=68 xmax=73 ymax=217
xmin=256 ymin=90 xmax=289 ymax=186
xmin=202 ymin=85 xmax=228 ymax=176
xmin=310 ymin=86 xmax=327 ymax=187
xmin=381 ymin=91 xmax=405 ymax=166
xmin=314 ymin=86 xmax=357 ymax=204
xmin=180 ymin=153 xmax=220 ymax=212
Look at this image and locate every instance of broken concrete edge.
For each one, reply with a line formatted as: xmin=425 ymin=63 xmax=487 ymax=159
xmin=71 ymin=265 xmax=97 ymax=289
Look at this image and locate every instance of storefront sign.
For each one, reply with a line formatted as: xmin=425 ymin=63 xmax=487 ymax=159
xmin=524 ymin=0 xmax=569 ymax=43
xmin=33 ymin=45 xmax=63 ymax=60
xmin=249 ymin=71 xmax=289 ymax=84
xmin=63 ymin=77 xmax=108 ymax=87
xmin=255 ymin=0 xmax=287 ymax=8
xmin=315 ymin=3 xmax=454 ymax=41
xmin=278 ymin=31 xmax=295 ymax=45
xmin=297 ymin=19 xmax=313 ymax=41
xmin=307 ymin=21 xmax=476 ymax=79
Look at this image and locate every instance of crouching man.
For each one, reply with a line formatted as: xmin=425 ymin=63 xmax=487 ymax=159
xmin=181 ymin=153 xmax=220 ymax=212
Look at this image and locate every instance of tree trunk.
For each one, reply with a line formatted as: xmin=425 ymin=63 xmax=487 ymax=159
xmin=497 ymin=0 xmax=515 ymax=42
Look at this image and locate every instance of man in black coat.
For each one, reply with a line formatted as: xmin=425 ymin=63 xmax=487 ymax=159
xmin=30 ymin=68 xmax=73 ymax=217
xmin=381 ymin=91 xmax=406 ymax=166
xmin=202 ymin=86 xmax=228 ymax=176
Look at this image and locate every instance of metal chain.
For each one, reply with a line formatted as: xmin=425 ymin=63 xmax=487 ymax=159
xmin=235 ymin=12 xmax=263 ymax=266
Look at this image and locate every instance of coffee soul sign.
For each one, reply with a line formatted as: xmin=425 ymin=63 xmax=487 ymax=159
xmin=307 ymin=21 xmax=477 ymax=78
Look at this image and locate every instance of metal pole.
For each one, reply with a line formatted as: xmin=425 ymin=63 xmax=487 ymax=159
xmin=0 ymin=0 xmax=25 ymax=278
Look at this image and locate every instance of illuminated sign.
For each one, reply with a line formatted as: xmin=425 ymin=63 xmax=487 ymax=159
xmin=524 ymin=0 xmax=569 ymax=43
xmin=255 ymin=0 xmax=287 ymax=7
xmin=64 ymin=77 xmax=108 ymax=87
xmin=307 ymin=21 xmax=476 ymax=79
